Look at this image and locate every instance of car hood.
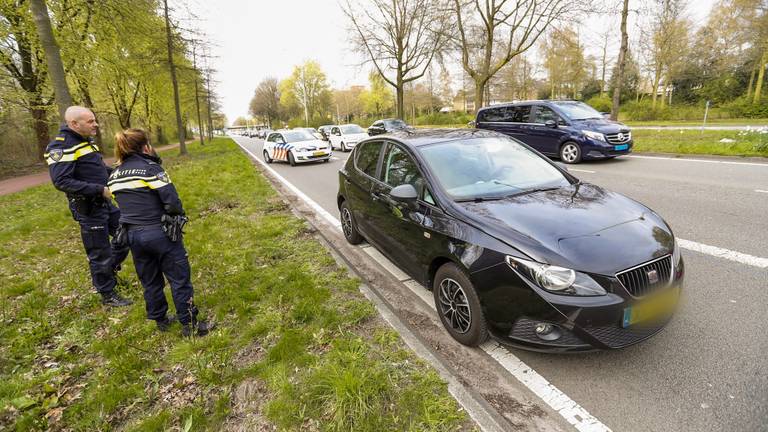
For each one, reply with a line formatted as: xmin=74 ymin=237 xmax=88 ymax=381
xmin=343 ymin=133 xmax=369 ymax=142
xmin=455 ymin=183 xmax=673 ymax=275
xmin=293 ymin=139 xmax=328 ymax=150
xmin=571 ymin=119 xmax=630 ymax=134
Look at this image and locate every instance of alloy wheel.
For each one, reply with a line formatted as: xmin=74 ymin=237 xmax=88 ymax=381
xmin=341 ymin=207 xmax=354 ymax=239
xmin=437 ymin=278 xmax=472 ymax=334
xmin=561 ymin=143 xmax=580 ymax=163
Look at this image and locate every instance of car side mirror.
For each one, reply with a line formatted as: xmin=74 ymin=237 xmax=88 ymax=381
xmin=545 ymin=120 xmax=557 ymax=128
xmin=390 ymin=184 xmax=418 ymax=204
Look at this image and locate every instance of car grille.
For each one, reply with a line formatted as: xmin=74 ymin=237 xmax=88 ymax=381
xmin=605 ymin=131 xmax=631 ymax=144
xmin=585 ymin=323 xmax=666 ymax=348
xmin=616 ymin=255 xmax=672 ymax=298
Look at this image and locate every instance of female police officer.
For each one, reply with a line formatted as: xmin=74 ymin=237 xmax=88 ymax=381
xmin=107 ymin=129 xmax=214 ymax=336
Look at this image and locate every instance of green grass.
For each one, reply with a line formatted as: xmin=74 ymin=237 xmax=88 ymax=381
xmin=632 ymin=129 xmax=768 ymax=157
xmin=625 ymin=118 xmax=768 ymax=126
xmin=0 ymin=138 xmax=472 ymax=431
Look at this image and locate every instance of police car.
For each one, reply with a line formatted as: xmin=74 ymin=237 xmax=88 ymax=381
xmin=263 ymin=130 xmax=332 ymax=166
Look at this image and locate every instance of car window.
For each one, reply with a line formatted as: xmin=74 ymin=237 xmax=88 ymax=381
xmin=382 ymin=144 xmax=422 ymax=188
xmin=355 ymin=141 xmax=383 ymax=177
xmin=341 ymin=125 xmax=365 ymax=134
xmin=282 ymin=130 xmax=314 ymax=142
xmin=511 ymin=106 xmax=532 ymax=122
xmin=331 ymin=127 xmax=339 ymax=135
xmin=423 ymin=187 xmax=436 ymax=205
xmin=373 ymin=121 xmax=382 ymax=128
xmin=532 ymin=106 xmax=560 ymax=124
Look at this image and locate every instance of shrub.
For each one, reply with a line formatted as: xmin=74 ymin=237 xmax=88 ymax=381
xmin=721 ymin=97 xmax=768 ymax=119
xmin=585 ymin=95 xmax=612 ymax=113
xmin=412 ymin=111 xmax=473 ymax=126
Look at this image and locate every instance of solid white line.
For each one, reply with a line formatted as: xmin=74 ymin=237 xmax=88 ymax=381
xmin=678 ymin=239 xmax=768 ymax=269
xmin=627 ymin=155 xmax=768 ymax=167
xmin=756 ymin=189 xmax=768 ymax=194
xmin=569 ymin=168 xmax=596 ymax=173
xmin=233 ymin=136 xmax=610 ymax=431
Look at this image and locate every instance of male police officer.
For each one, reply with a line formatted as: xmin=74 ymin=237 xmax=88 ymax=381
xmin=45 ymin=106 xmax=131 ymax=307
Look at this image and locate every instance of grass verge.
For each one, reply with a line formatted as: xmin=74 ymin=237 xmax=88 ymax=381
xmin=632 ymin=129 xmax=768 ymax=157
xmin=0 ymin=138 xmax=472 ymax=431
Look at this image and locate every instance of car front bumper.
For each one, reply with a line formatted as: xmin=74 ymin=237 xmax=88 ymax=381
xmin=583 ymin=139 xmax=633 ymax=159
xmin=294 ymin=149 xmax=332 ymax=163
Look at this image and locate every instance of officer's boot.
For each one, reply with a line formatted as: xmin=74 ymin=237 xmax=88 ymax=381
xmin=181 ymin=319 xmax=216 ymax=337
xmin=101 ymin=291 xmax=133 ymax=307
xmin=156 ymin=315 xmax=178 ymax=332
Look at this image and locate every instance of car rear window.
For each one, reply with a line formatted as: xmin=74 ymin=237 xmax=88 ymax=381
xmin=355 ymin=141 xmax=383 ymax=177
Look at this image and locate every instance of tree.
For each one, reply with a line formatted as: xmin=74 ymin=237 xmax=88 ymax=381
xmin=344 ymin=0 xmax=449 ymax=119
xmin=542 ymin=26 xmax=589 ymax=99
xmin=163 ymin=0 xmax=186 ymax=155
xmin=645 ymin=0 xmax=690 ymax=108
xmin=280 ymin=61 xmax=331 ymax=126
xmin=611 ymin=0 xmax=630 ymax=120
xmin=359 ymin=71 xmax=393 ymax=117
xmin=249 ymin=77 xmax=281 ymax=127
xmin=28 ymin=0 xmax=71 ymax=121
xmin=452 ymin=0 xmax=579 ymax=110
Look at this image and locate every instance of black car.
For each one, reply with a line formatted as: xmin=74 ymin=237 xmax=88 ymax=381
xmin=368 ymin=118 xmax=409 ymax=136
xmin=475 ymin=100 xmax=633 ymax=164
xmin=337 ymin=129 xmax=684 ymax=351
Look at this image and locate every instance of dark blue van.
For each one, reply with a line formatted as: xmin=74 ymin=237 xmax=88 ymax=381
xmin=474 ymin=100 xmax=633 ymax=163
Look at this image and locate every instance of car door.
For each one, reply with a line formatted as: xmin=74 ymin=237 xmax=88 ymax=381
xmin=369 ymin=121 xmax=384 ymax=136
xmin=528 ymin=105 xmax=569 ymax=155
xmin=368 ymin=141 xmax=431 ymax=278
xmin=345 ymin=140 xmax=385 ymax=238
xmin=329 ymin=127 xmax=341 ymax=149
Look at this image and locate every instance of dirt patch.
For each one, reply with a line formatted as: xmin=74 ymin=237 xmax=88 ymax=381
xmin=222 ymin=379 xmax=275 ymax=432
xmin=199 ymin=200 xmax=240 ymax=218
xmin=483 ymin=392 xmax=545 ymax=426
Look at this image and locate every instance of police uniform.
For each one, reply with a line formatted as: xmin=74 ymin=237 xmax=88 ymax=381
xmin=46 ymin=126 xmax=129 ymax=298
xmin=107 ymin=152 xmax=199 ymax=326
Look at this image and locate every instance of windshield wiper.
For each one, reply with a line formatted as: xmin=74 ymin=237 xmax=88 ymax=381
xmin=454 ymin=196 xmax=506 ymax=203
xmin=506 ymin=186 xmax=561 ymax=198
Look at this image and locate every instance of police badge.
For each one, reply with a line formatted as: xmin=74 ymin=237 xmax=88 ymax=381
xmin=156 ymin=172 xmax=170 ymax=183
xmin=50 ymin=148 xmax=63 ymax=162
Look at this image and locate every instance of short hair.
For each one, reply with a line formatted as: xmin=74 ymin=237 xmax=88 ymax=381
xmin=64 ymin=106 xmax=93 ymax=123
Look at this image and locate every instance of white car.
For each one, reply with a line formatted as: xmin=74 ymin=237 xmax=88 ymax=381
xmin=263 ymin=130 xmax=332 ymax=166
xmin=328 ymin=124 xmax=369 ymax=152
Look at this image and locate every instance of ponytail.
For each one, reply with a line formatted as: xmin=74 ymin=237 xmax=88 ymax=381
xmin=114 ymin=128 xmax=149 ymax=165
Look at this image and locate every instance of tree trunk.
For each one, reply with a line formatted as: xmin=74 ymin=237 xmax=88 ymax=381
xmin=753 ymin=48 xmax=767 ymax=104
xmin=163 ymin=0 xmax=186 ymax=155
xmin=611 ymin=0 xmax=630 ymax=121
xmin=396 ymin=70 xmax=405 ymax=119
xmin=474 ymin=78 xmax=486 ymax=112
xmin=206 ymin=73 xmax=214 ymax=140
xmin=746 ymin=62 xmax=756 ymax=100
xmin=651 ymin=64 xmax=662 ymax=109
xmin=192 ymin=47 xmax=205 ymax=145
xmin=29 ymin=0 xmax=72 ymax=122
xmin=31 ymin=106 xmax=50 ymax=160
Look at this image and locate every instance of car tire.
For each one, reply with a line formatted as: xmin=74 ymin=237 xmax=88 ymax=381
xmin=340 ymin=200 xmax=364 ymax=245
xmin=559 ymin=142 xmax=582 ymax=164
xmin=263 ymin=150 xmax=273 ymax=164
xmin=433 ymin=262 xmax=488 ymax=347
xmin=288 ymin=151 xmax=296 ymax=167
xmin=341 ymin=142 xmax=347 ymax=152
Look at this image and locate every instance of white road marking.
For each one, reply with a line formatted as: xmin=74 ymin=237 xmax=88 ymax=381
xmin=232 ymin=137 xmax=611 ymax=432
xmin=677 ymin=239 xmax=768 ymax=269
xmin=569 ymin=168 xmax=596 ymax=173
xmin=627 ymin=155 xmax=768 ymax=167
xmin=755 ymin=189 xmax=768 ymax=194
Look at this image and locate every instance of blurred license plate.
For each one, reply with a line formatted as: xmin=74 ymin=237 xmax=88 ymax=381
xmin=622 ymin=287 xmax=679 ymax=328
xmin=614 ymin=144 xmax=629 ymax=151
xmin=313 ymin=151 xmax=327 ymax=156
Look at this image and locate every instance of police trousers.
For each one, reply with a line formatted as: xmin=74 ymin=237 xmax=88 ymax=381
xmin=70 ymin=200 xmax=129 ymax=295
xmin=126 ymin=226 xmax=198 ymax=324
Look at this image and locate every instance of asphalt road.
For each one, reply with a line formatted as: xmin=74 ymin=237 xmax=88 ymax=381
xmin=232 ymin=135 xmax=767 ymax=432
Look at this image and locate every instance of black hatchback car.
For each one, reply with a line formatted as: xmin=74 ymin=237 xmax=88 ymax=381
xmin=337 ymin=129 xmax=684 ymax=351
xmin=368 ymin=118 xmax=409 ymax=136
xmin=475 ymin=100 xmax=633 ymax=163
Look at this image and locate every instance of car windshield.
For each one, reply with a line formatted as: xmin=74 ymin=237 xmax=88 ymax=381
xmin=341 ymin=125 xmax=365 ymax=134
xmin=385 ymin=119 xmax=407 ymax=129
xmin=282 ymin=130 xmax=315 ymax=142
xmin=552 ymin=102 xmax=603 ymax=121
xmin=419 ymin=137 xmax=569 ymax=200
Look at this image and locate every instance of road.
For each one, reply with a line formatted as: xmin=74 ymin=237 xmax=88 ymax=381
xmin=232 ymin=135 xmax=767 ymax=432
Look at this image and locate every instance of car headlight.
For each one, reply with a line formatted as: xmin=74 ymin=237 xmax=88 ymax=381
xmin=582 ymin=130 xmax=606 ymax=142
xmin=506 ymin=256 xmax=607 ymax=296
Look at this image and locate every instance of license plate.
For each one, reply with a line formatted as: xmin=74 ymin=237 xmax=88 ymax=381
xmin=622 ymin=287 xmax=679 ymax=328
xmin=313 ymin=151 xmax=327 ymax=156
xmin=614 ymin=144 xmax=629 ymax=151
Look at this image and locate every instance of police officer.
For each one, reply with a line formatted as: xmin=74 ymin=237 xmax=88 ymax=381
xmin=107 ymin=128 xmax=214 ymax=336
xmin=46 ymin=106 xmax=131 ymax=307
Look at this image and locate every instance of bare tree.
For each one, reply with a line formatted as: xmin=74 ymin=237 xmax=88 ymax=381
xmin=28 ymin=0 xmax=72 ymax=121
xmin=343 ymin=0 xmax=449 ymax=119
xmin=611 ymin=0 xmax=629 ymax=120
xmin=452 ymin=0 xmax=580 ymax=110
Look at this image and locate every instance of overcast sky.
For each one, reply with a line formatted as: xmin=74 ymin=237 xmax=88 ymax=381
xmin=190 ymin=0 xmax=719 ymax=124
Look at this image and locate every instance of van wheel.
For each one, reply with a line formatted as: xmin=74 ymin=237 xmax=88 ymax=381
xmin=433 ymin=262 xmax=488 ymax=346
xmin=560 ymin=142 xmax=582 ymax=164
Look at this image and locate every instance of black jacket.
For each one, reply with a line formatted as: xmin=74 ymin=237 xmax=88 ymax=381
xmin=107 ymin=153 xmax=184 ymax=225
xmin=46 ymin=126 xmax=111 ymax=197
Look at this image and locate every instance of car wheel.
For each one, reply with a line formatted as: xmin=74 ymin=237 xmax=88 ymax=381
xmin=559 ymin=142 xmax=582 ymax=164
xmin=341 ymin=142 xmax=347 ymax=152
xmin=340 ymin=201 xmax=364 ymax=245
xmin=288 ymin=151 xmax=297 ymax=167
xmin=433 ymin=262 xmax=488 ymax=346
xmin=263 ymin=150 xmax=273 ymax=164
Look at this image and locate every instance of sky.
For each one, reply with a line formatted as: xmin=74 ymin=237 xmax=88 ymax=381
xmin=189 ymin=0 xmax=720 ymax=124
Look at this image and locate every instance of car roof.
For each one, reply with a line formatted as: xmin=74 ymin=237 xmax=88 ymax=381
xmin=383 ymin=128 xmax=503 ymax=148
xmin=339 ymin=123 xmax=362 ymax=127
